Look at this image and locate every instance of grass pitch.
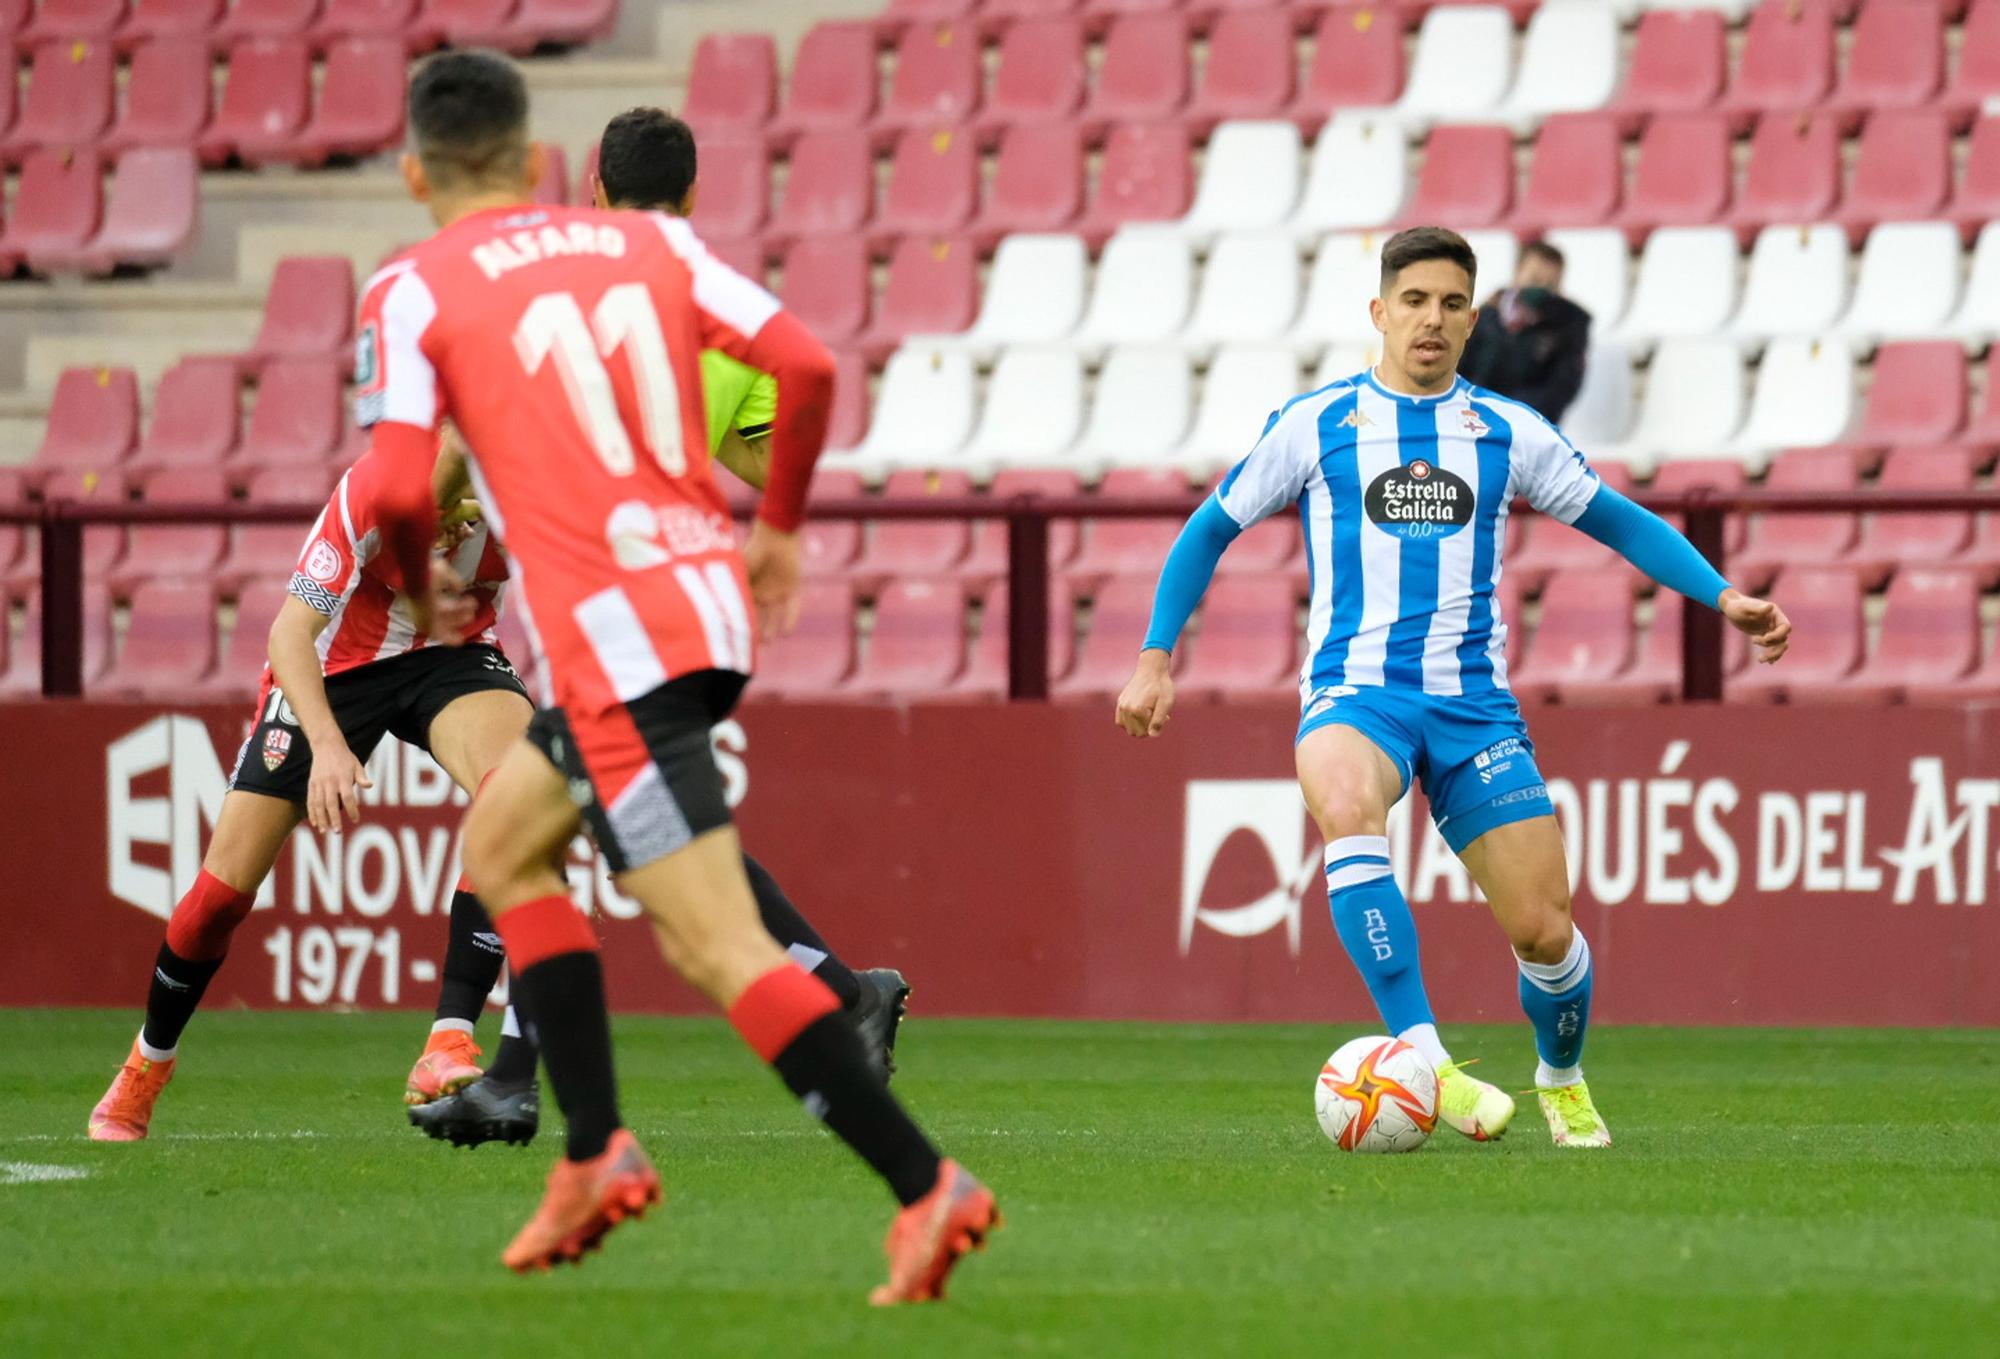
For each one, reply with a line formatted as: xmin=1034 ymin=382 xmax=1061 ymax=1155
xmin=1 ymin=1011 xmax=1995 ymax=1359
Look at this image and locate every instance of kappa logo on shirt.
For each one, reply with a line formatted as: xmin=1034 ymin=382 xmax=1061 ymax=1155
xmin=1339 ymin=408 xmax=1372 ymax=429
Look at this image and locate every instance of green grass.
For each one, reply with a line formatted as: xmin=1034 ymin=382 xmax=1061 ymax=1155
xmin=1 ymin=1012 xmax=1996 ymax=1358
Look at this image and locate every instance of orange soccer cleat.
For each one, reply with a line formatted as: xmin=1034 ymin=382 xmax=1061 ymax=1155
xmin=405 ymin=1028 xmax=484 ymax=1106
xmin=88 ymin=1040 xmax=176 ymax=1142
xmin=868 ymin=1159 xmax=1000 ymax=1306
xmin=501 ymin=1129 xmax=662 ymax=1274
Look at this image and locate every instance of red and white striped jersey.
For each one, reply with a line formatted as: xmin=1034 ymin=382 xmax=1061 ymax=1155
xmin=286 ymin=456 xmax=508 ymax=676
xmin=352 ymin=206 xmax=781 ymax=722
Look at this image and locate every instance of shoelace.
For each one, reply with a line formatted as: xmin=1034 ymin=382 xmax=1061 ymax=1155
xmin=1435 ymin=1057 xmax=1491 ymax=1111
xmin=1526 ymin=1083 xmax=1601 ymax=1133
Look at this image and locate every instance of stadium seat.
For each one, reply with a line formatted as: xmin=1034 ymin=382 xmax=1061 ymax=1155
xmin=1734 ymin=448 xmax=1861 ymax=586
xmin=1289 ymin=113 xmax=1407 ymax=238
xmin=1169 ymin=344 xmax=1299 ymax=477
xmin=1552 ymin=588 xmax=1684 ymax=706
xmin=1945 ymin=0 xmax=2000 ymax=128
xmin=214 ymin=468 xmax=326 ymax=587
xmin=1072 ymin=227 xmax=1192 ymax=357
xmin=764 ymin=130 xmax=869 ymax=251
xmin=1608 ymin=7 xmax=1726 ymax=132
xmin=31 ymin=366 xmax=139 ymax=481
xmin=21 ymin=0 xmax=125 ymax=43
xmin=1839 ymin=109 xmax=1952 ymax=243
xmin=0 ymin=151 xmax=101 ymax=274
xmin=1946 ymin=222 xmax=2000 ymax=347
xmin=1180 ymin=231 xmax=1301 ymax=353
xmin=961 ymin=346 xmax=1086 ymax=475
xmin=302 ymin=0 xmax=418 ymax=49
xmin=35 ymin=468 xmax=130 ymax=580
xmin=1055 ymin=572 xmax=1161 ymax=697
xmin=1542 ymin=228 xmax=1629 ymax=329
xmin=1728 ymin=566 xmax=1863 ymax=702
xmin=184 ymin=578 xmax=285 ymax=701
xmin=853 ymin=471 xmax=976 ymax=585
xmin=1081 ymin=12 xmax=1189 ymax=138
xmin=1290 ymin=232 xmax=1388 ymax=350
xmin=531 ymin=143 xmax=568 ymax=206
xmin=200 ymin=38 xmax=310 ymax=167
xmin=685 ymin=132 xmax=768 ymax=241
xmin=116 ymin=0 xmax=220 ymax=49
xmin=1514 ymin=114 xmax=1621 ymax=235
xmin=1175 ymin=572 xmax=1299 ymax=700
xmin=1402 ymin=123 xmax=1513 ymax=229
xmin=1723 ymin=0 xmax=1836 ymax=132
xmin=101 ymin=37 xmax=210 ymax=155
xmin=1071 ymin=346 xmax=1194 ymax=473
xmin=1510 ymin=569 xmax=1638 ymax=705
xmin=795 ymin=469 xmax=865 ymax=576
xmin=1734 ymin=341 xmax=1856 ymax=468
xmin=1805 ymin=567 xmax=1983 ymax=703
xmin=1953 ymin=114 xmax=2000 ymax=243
xmin=419 ymin=0 xmax=517 ymax=51
xmin=976 ymin=121 xmax=1085 ymax=248
xmin=1065 ymin=467 xmax=1190 ymax=585
xmin=1562 ymin=336 xmax=1636 ymax=449
xmin=980 ymin=16 xmax=1085 ymax=143
xmin=1078 ymin=120 xmax=1193 ymax=246
xmin=1730 ymin=225 xmax=1849 ymax=350
xmin=246 ymin=255 xmax=355 ymax=370
xmin=838 ymin=345 xmax=977 ymax=476
xmin=1619 ymin=114 xmax=1732 ymax=244
xmin=28 ymin=145 xmax=196 ymax=275
xmin=754 ymin=581 xmax=857 ymax=697
xmin=1502 ymin=0 xmax=1619 ymax=129
xmin=476 ymin=0 xmax=617 ymax=51
xmin=1832 ymin=0 xmax=1944 ymax=129
xmin=979 ymin=0 xmax=1081 ymax=30
xmin=230 ymin=357 xmax=344 ymax=478
xmin=1612 ymin=227 xmax=1740 ymax=355
xmin=873 ymin=126 xmax=978 ymax=252
xmin=934 ymin=233 xmax=1088 ymax=360
xmin=857 ymin=235 xmax=980 ymax=366
xmin=117 ymin=466 xmax=230 ymax=586
xmin=1395 ymin=4 xmax=1515 ymax=133
xmin=680 ymin=32 xmax=777 ymax=136
xmin=1175 ymin=120 xmax=1301 ymax=242
xmin=1597 ymin=338 xmax=1745 ymax=474
xmin=1649 ymin=456 xmax=1749 ymax=555
xmin=1293 ymin=5 xmax=1405 ymax=131
xmin=1833 ymin=340 xmax=1969 ymax=465
xmin=1849 ymin=446 xmax=1978 ymax=580
xmin=979 ymin=468 xmax=1085 ymax=572
xmin=130 ymin=357 xmax=239 ymax=476
xmin=1461 ymin=229 xmax=1518 ymax=293
xmin=846 ymin=577 xmax=968 ymax=698
xmin=1508 ymin=463 xmax=1642 ymax=593
xmin=779 ymin=237 xmax=868 ymax=346
xmin=1837 ymin=221 xmax=1962 ymax=348
xmin=3 ymin=40 xmax=115 ymax=163
xmin=1732 ymin=114 xmax=1841 ymax=243
xmin=948 ymin=577 xmax=1074 ymax=699
xmin=1187 ymin=8 xmax=1294 ymax=139
xmin=768 ymin=22 xmax=876 ymax=150
xmin=875 ymin=20 xmax=982 ymax=140
xmin=289 ymin=37 xmax=405 ymax=165
xmin=0 ymin=586 xmax=113 ymax=698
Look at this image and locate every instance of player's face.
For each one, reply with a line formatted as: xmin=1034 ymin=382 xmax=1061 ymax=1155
xmin=1370 ymin=259 xmax=1477 ymax=393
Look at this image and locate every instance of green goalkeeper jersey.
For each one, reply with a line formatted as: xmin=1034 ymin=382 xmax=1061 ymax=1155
xmin=699 ymin=350 xmax=776 ymax=456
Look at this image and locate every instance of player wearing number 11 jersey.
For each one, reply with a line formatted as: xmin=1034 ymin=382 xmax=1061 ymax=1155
xmin=359 ymin=53 xmax=995 ymax=1297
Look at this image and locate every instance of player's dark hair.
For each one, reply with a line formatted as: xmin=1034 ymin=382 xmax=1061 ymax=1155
xmin=1521 ymin=239 xmax=1565 ymax=271
xmin=408 ymin=50 xmax=530 ymax=191
xmin=1380 ymin=227 xmax=1478 ymax=297
xmin=597 ymin=107 xmax=698 ymax=211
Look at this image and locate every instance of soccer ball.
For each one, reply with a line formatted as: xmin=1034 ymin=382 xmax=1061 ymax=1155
xmin=1314 ymin=1035 xmax=1440 ymax=1154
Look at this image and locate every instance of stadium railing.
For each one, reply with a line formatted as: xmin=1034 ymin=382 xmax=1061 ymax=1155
xmin=8 ymin=490 xmax=2000 ymax=701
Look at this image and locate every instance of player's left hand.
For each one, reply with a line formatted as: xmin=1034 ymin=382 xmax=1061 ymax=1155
xmin=1720 ymin=587 xmax=1791 ymax=664
xmin=744 ymin=519 xmax=802 ymax=640
xmin=436 ymin=499 xmax=482 ymax=552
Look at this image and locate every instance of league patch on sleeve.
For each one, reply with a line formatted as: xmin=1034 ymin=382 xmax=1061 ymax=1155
xmin=304 ymin=538 xmax=342 ymax=582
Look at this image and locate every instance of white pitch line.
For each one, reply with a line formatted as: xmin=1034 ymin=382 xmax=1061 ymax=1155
xmin=0 ymin=1130 xmax=323 ymax=1145
xmin=1 ymin=1162 xmax=91 ymax=1184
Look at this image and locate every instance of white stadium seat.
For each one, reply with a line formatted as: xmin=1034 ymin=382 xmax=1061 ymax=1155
xmin=1561 ymin=337 xmax=1637 ymax=451
xmin=1731 ymin=225 xmax=1849 ymax=350
xmin=1503 ymin=1 xmax=1620 ymax=130
xmin=1289 ymin=233 xmax=1386 ymax=352
xmin=1733 ymin=339 xmax=1854 ymax=470
xmin=1072 ymin=228 xmax=1193 ymax=358
xmin=961 ymin=346 xmax=1087 ymax=477
xmin=1073 ymin=346 xmax=1194 ymax=475
xmin=1596 ymin=337 xmax=1746 ymax=474
xmin=929 ymin=234 xmax=1088 ymax=360
xmin=1544 ymin=228 xmax=1630 ymax=330
xmin=1289 ymin=114 xmax=1408 ymax=240
xmin=832 ymin=345 xmax=977 ymax=478
xmin=1613 ymin=227 xmax=1740 ymax=356
xmin=1180 ymin=231 xmax=1303 ymax=353
xmin=1642 ymin=0 xmax=1751 ymax=19
xmin=1947 ymin=223 xmax=2000 ymax=350
xmin=1176 ymin=121 xmax=1302 ymax=243
xmin=1313 ymin=342 xmax=1379 ymax=390
xmin=1395 ymin=6 xmax=1516 ymax=134
xmin=1462 ymin=230 xmax=1519 ymax=300
xmin=1838 ymin=221 xmax=1962 ymax=350
xmin=1169 ymin=345 xmax=1302 ymax=477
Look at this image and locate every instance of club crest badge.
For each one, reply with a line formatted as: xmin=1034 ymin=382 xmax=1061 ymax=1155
xmin=262 ymin=727 xmax=292 ymax=771
xmin=1460 ymin=408 xmax=1490 ymax=438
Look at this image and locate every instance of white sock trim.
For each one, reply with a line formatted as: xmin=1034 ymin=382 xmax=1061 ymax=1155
xmin=1537 ymin=1061 xmax=1583 ymax=1088
xmin=1518 ymin=929 xmax=1589 ymax=995
xmin=430 ymin=1018 xmax=476 ymax=1037
xmin=1324 ymin=834 xmax=1392 ymax=865
xmin=500 ymin=1005 xmax=521 ymax=1039
xmin=785 ymin=942 xmax=829 ymax=974
xmin=1324 ymin=835 xmax=1394 ymax=891
xmin=136 ymin=1032 xmax=176 ymax=1063
xmin=1397 ymin=1023 xmax=1450 ymax=1069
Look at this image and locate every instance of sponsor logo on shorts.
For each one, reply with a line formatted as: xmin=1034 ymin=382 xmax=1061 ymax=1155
xmin=304 ymin=539 xmax=342 ymax=583
xmin=1490 ymin=784 xmax=1548 ymax=809
xmin=262 ymin=728 xmax=293 ymax=771
xmin=1303 ymin=685 xmax=1359 ymax=721
xmin=1364 ymin=459 xmax=1475 ymax=542
xmin=1474 ymin=737 xmax=1526 ymax=785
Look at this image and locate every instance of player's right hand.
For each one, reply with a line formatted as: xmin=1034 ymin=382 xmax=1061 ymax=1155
xmin=744 ymin=519 xmax=803 ymax=640
xmin=306 ymin=742 xmax=374 ymax=832
xmin=1115 ymin=652 xmax=1176 ymax=738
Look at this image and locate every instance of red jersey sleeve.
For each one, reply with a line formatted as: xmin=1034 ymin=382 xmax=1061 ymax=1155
xmin=353 ymin=260 xmax=444 ymax=594
xmin=288 ymin=479 xmax=365 ymax=616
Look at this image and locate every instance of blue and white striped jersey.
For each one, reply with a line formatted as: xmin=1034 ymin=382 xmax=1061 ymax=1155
xmin=1215 ymin=368 xmax=1603 ymax=697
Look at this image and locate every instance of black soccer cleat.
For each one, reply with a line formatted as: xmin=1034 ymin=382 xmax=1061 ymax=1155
xmin=851 ymin=968 xmax=911 ymax=1081
xmin=406 ymin=1075 xmax=540 ymax=1148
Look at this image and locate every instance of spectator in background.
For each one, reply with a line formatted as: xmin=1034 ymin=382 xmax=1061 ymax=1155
xmin=1459 ymin=240 xmax=1591 ymax=426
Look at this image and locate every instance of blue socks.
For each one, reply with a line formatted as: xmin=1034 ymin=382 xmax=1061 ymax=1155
xmin=1517 ymin=929 xmax=1592 ymax=1087
xmin=1325 ymin=836 xmax=1445 ymax=1064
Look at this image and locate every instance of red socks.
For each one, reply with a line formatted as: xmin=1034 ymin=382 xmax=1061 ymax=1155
xmin=728 ymin=965 xmax=842 ymax=1062
xmin=164 ymin=870 xmax=256 ymax=962
xmin=492 ymin=894 xmax=598 ymax=968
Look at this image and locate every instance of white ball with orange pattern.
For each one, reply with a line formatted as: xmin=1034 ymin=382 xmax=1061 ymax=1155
xmin=1314 ymin=1035 xmax=1440 ymax=1154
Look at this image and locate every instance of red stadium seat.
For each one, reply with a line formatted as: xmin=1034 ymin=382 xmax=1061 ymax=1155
xmin=102 ymin=38 xmax=211 ymax=155
xmin=856 ymin=234 xmax=979 ymax=366
xmin=1734 ymin=449 xmax=1862 ymax=589
xmin=1514 ymin=113 xmax=1621 ymax=234
xmin=1814 ymin=567 xmax=1983 ymax=703
xmin=1849 ymin=445 xmax=1979 ymax=581
xmin=21 ymin=0 xmax=125 ymax=43
xmin=1838 ymin=109 xmax=1951 ymax=243
xmin=1728 ymin=567 xmax=1863 ymax=702
xmin=1066 ymin=468 xmax=1192 ymax=587
xmin=1293 ymin=5 xmax=1405 ymax=131
xmin=765 ymin=129 xmax=871 ymax=251
xmin=32 ymin=366 xmax=138 ymax=477
xmin=189 ymin=579 xmax=288 ymax=701
xmin=875 ymin=19 xmax=982 ymax=141
xmin=1723 ymin=0 xmax=1837 ymax=133
xmin=1055 ymin=572 xmax=1158 ymax=697
xmin=248 ymin=255 xmax=356 ymax=371
xmin=975 ymin=120 xmax=1085 ymax=248
xmin=1827 ymin=341 xmax=1969 ymax=467
xmin=1187 ymin=8 xmax=1293 ymax=139
xmin=305 ymin=0 xmax=422 ymax=49
xmin=35 ymin=468 xmax=130 ymax=580
xmin=1619 ymin=114 xmax=1731 ymax=244
xmin=779 ymin=237 xmax=869 ymax=345
xmin=948 ymin=578 xmax=1074 ymax=698
xmin=755 ymin=581 xmax=857 ymax=696
xmin=116 ymin=0 xmax=220 ymax=49
xmin=216 ymin=469 xmax=324 ymax=587
xmin=827 ymin=349 xmax=872 ymax=449
xmin=952 ymin=468 xmax=1086 ymax=585
xmin=531 ymin=142 xmax=568 ymax=205
xmin=681 ymin=32 xmax=777 ymax=136
xmin=1952 ymin=114 xmax=2000 ymax=242
xmin=799 ymin=470 xmax=865 ymax=577
xmin=1507 ymin=464 xmax=1643 ymax=593
xmin=981 ymin=0 xmax=1080 ymax=30
xmin=1833 ymin=0 xmax=1945 ymax=129
xmin=0 ymin=150 xmax=101 ymax=271
xmin=1176 ymin=571 xmax=1299 ymax=700
xmin=292 ymin=37 xmax=405 ymax=165
xmin=701 ymin=234 xmax=764 ymax=281
xmin=686 ymin=132 xmax=768 ymax=241
xmin=853 ymin=470 xmax=976 ymax=586
xmin=0 ymin=584 xmax=113 ymax=698
xmin=1608 ymin=7 xmax=1726 ymax=133
xmin=218 ymin=0 xmax=319 ymax=45
xmin=875 ymin=0 xmax=975 ymax=43
xmin=4 ymin=40 xmax=115 ymax=162
xmin=1403 ymin=123 xmax=1513 ymax=229
xmin=1511 ymin=570 xmax=1639 ymax=705
xmin=1732 ymin=114 xmax=1841 ymax=243
xmin=131 ymin=357 xmax=240 ymax=476
xmin=422 ymin=0 xmax=515 ymax=48
xmin=472 ymin=0 xmax=616 ymax=51
xmin=29 ymin=145 xmax=196 ymax=274
xmin=94 ymin=578 xmax=218 ymax=697
xmin=230 ymin=358 xmax=344 ymax=478
xmin=1082 ymin=12 xmax=1190 ymax=140
xmin=1554 ymin=590 xmax=1695 ymax=706
xmin=1077 ymin=120 xmax=1193 ymax=247
xmin=873 ymin=126 xmax=979 ymax=252
xmin=1945 ymin=0 xmax=2000 ymax=129
xmin=1649 ymin=458 xmax=1749 ymax=555
xmin=118 ymin=466 xmax=231 ymax=586
xmin=768 ymin=22 xmax=877 ymax=151
xmin=846 ymin=577 xmax=968 ymax=696
xmin=980 ymin=16 xmax=1086 ymax=143
xmin=200 ymin=38 xmax=310 ymax=167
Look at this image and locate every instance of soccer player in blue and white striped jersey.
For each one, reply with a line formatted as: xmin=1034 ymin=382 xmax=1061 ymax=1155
xmin=1117 ymin=228 xmax=1792 ymax=1148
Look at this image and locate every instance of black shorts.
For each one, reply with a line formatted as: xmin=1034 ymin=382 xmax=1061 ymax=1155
xmin=525 ymin=669 xmax=747 ymax=874
xmin=229 ymin=644 xmax=530 ymax=801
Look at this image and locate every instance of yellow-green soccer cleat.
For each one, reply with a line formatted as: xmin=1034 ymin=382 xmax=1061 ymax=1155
xmin=1435 ymin=1059 xmax=1516 ymax=1142
xmin=1537 ymin=1080 xmax=1612 ymax=1149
